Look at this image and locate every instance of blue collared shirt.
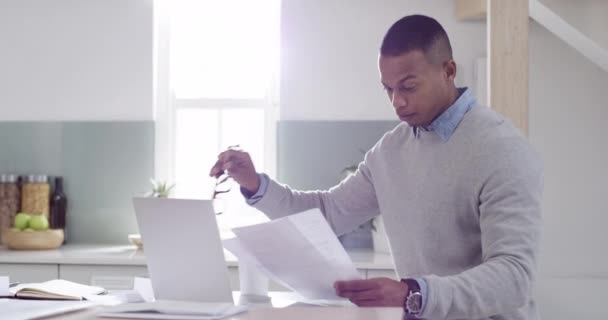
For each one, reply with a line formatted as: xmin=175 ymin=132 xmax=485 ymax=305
xmin=413 ymin=87 xmax=476 ymax=141
xmin=244 ymin=87 xmax=476 ymax=315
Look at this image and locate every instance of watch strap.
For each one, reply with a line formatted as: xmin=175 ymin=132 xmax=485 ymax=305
xmin=402 ymin=278 xmax=421 ymax=292
xmin=401 ymin=278 xmax=422 ymax=316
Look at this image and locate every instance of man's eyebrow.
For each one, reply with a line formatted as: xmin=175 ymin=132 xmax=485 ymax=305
xmin=382 ymin=75 xmax=417 ymax=88
xmin=398 ymin=75 xmax=417 ymax=84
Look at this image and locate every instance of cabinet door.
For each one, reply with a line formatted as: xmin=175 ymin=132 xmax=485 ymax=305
xmin=0 ymin=263 xmax=58 ymax=283
xmin=59 ymin=265 xmax=148 ymax=290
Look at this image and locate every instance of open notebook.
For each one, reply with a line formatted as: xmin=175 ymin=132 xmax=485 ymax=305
xmin=9 ymin=279 xmax=107 ymax=300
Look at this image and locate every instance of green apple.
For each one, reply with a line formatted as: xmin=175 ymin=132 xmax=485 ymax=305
xmin=14 ymin=213 xmax=32 ymax=230
xmin=29 ymin=215 xmax=49 ymax=231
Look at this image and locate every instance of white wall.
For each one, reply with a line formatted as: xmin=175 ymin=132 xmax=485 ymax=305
xmin=529 ymin=19 xmax=608 ymax=319
xmin=0 ymin=0 xmax=153 ymax=121
xmin=280 ymin=0 xmax=486 ymax=120
xmin=530 ymin=20 xmax=608 ymax=278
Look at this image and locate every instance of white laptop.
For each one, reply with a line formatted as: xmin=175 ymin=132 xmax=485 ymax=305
xmin=132 ymin=197 xmax=233 ymax=304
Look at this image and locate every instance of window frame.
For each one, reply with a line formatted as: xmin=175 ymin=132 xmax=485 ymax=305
xmin=153 ymin=0 xmax=279 ymax=208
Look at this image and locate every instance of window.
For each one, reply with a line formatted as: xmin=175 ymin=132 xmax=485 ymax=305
xmin=155 ymin=0 xmax=280 ymax=231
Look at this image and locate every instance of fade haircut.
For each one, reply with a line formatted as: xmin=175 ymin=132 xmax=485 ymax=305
xmin=380 ymin=15 xmax=453 ymax=65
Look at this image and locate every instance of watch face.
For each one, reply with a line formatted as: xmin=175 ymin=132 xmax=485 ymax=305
xmin=406 ymin=292 xmax=423 ymax=313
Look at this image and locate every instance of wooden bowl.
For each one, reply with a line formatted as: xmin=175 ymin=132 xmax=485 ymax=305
xmin=2 ymin=229 xmax=64 ymax=250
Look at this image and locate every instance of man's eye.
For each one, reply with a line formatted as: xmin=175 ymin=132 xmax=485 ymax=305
xmin=400 ymin=86 xmax=416 ymax=92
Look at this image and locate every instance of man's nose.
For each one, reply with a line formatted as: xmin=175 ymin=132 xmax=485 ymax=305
xmin=391 ymin=91 xmax=407 ymax=109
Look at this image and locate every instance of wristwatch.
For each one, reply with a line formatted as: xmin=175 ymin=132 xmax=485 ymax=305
xmin=401 ymin=278 xmax=423 ymax=316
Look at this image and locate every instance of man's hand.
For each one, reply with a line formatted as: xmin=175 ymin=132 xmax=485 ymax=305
xmin=209 ymin=147 xmax=260 ymax=194
xmin=334 ymin=277 xmax=408 ymax=307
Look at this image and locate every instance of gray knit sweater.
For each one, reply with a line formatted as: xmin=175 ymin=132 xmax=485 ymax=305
xmin=252 ymin=104 xmax=543 ymax=319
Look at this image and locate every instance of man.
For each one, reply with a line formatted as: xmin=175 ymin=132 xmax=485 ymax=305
xmin=210 ymin=15 xmax=542 ymax=319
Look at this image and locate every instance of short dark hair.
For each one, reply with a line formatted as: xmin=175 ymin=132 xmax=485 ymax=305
xmin=380 ymin=15 xmax=453 ymax=65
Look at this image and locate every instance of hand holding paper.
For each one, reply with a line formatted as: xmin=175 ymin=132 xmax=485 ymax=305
xmin=225 ymin=209 xmax=362 ymax=300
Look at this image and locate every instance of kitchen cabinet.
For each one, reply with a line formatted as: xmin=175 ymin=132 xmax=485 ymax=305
xmin=0 ymin=245 xmax=395 ymax=291
xmin=0 ymin=263 xmax=58 ymax=283
xmin=59 ymin=265 xmax=149 ymax=290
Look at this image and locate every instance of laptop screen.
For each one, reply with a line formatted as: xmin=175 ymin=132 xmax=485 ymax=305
xmin=132 ymin=197 xmax=233 ymax=303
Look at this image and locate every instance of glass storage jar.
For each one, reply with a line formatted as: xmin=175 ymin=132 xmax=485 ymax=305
xmin=21 ymin=175 xmax=51 ymax=217
xmin=0 ymin=174 xmax=20 ymax=243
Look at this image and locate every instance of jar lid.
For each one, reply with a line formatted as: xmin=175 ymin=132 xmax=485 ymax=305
xmin=0 ymin=174 xmax=18 ymax=183
xmin=25 ymin=175 xmax=49 ymax=183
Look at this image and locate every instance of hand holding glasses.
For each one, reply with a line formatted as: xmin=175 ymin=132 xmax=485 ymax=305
xmin=209 ymin=144 xmax=261 ymax=215
xmin=212 ymin=171 xmax=232 ymax=215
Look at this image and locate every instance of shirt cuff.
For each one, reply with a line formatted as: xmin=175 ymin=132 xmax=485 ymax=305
xmin=242 ymin=173 xmax=269 ymax=205
xmin=415 ymin=277 xmax=428 ymax=315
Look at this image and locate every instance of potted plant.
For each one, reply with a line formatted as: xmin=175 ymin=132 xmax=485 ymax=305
xmin=146 ymin=179 xmax=175 ymax=198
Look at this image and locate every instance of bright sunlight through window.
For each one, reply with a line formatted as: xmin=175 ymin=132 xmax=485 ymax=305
xmin=166 ymin=0 xmax=280 ymax=230
xmin=169 ymin=0 xmax=280 ymax=99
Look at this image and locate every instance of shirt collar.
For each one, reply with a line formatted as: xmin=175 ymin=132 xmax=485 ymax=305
xmin=414 ymin=87 xmax=476 ymax=141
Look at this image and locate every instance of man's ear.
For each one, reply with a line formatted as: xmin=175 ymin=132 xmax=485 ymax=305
xmin=443 ymin=59 xmax=457 ymax=82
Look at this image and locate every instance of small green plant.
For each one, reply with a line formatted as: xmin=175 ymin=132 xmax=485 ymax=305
xmin=146 ymin=179 xmax=175 ymax=198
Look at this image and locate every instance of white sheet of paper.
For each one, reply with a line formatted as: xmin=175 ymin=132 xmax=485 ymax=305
xmin=133 ymin=277 xmax=156 ymax=302
xmin=98 ymin=300 xmax=247 ymax=320
xmin=0 ymin=276 xmax=9 ymax=296
xmin=223 ymin=237 xmax=297 ymax=294
xmin=84 ymin=290 xmax=145 ymax=305
xmin=229 ymin=209 xmax=362 ymax=300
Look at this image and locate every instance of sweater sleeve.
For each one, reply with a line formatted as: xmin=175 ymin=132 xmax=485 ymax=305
xmin=250 ymin=159 xmax=381 ymax=237
xmin=421 ymin=139 xmax=544 ymax=319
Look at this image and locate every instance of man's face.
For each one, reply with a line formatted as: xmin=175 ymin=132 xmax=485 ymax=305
xmin=379 ymin=50 xmax=454 ymax=127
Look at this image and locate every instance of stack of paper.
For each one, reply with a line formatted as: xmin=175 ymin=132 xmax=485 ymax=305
xmin=99 ymin=300 xmax=248 ymax=320
xmin=224 ymin=209 xmax=362 ymax=301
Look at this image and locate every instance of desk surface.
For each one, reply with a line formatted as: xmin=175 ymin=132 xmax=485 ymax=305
xmin=48 ymin=306 xmax=405 ymax=320
xmin=39 ymin=292 xmax=406 ymax=320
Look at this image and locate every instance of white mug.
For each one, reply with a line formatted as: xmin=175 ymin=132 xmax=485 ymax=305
xmin=238 ymin=262 xmax=270 ymax=303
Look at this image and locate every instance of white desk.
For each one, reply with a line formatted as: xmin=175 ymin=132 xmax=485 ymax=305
xmin=39 ymin=292 xmax=406 ymax=320
xmin=48 ymin=306 xmax=405 ymax=320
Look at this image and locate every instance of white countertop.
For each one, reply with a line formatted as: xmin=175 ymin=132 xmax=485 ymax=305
xmin=0 ymin=244 xmax=395 ymax=270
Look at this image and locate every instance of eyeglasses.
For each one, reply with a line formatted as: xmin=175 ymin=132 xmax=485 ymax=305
xmin=212 ymin=172 xmax=232 ymax=215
